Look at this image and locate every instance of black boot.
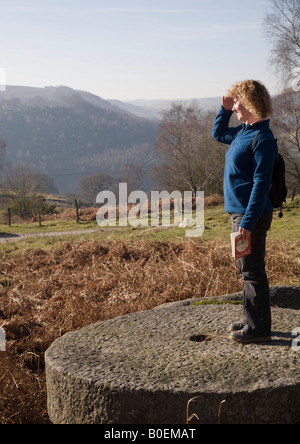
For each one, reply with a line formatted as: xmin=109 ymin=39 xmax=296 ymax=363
xmin=230 ymin=331 xmax=271 ymax=344
xmin=229 ymin=322 xmax=244 ymax=332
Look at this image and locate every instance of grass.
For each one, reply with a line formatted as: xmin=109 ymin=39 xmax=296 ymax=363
xmin=0 ymin=197 xmax=299 ymax=424
xmin=2 ymin=197 xmax=299 ymax=238
xmin=192 ymin=299 xmax=243 ymax=306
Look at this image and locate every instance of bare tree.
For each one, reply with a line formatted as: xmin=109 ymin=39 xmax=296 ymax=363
xmin=153 ymin=104 xmax=225 ymax=195
xmin=120 ymin=162 xmax=146 ymax=194
xmin=263 ymin=0 xmax=300 ymax=86
xmin=272 ymin=91 xmax=300 ymax=195
xmin=5 ymin=164 xmax=57 ymax=194
xmin=5 ymin=164 xmax=39 ymax=198
xmin=80 ymin=173 xmax=115 ymax=205
xmin=5 ymin=164 xmax=52 ymax=219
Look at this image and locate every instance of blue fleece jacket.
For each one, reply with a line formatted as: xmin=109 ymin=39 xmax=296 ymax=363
xmin=212 ymin=106 xmax=277 ymax=232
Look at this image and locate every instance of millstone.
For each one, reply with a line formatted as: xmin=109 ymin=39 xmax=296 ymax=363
xmin=45 ymin=291 xmax=300 ymax=424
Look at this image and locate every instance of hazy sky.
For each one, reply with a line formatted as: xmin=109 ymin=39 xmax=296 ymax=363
xmin=0 ymin=0 xmax=279 ymax=101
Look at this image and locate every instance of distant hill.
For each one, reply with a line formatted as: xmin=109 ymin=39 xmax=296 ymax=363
xmin=111 ymin=97 xmax=222 ymax=120
xmin=109 ymin=99 xmax=161 ymax=121
xmin=0 ymin=86 xmax=159 ymax=193
xmin=0 ymin=85 xmax=122 ymax=112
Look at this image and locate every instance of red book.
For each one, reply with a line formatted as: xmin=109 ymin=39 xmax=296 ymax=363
xmin=231 ymin=232 xmax=251 ymax=260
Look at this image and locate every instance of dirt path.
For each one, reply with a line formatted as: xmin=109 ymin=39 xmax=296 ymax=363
xmin=0 ymin=228 xmax=100 ymax=243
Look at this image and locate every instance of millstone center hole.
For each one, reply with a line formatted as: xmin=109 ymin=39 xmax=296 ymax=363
xmin=190 ymin=334 xmax=212 ymax=343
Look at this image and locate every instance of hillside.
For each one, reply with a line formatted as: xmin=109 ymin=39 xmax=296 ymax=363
xmin=0 ymin=86 xmax=159 ymax=193
xmin=109 ymin=97 xmax=221 ymax=120
xmin=119 ymin=97 xmax=222 ymax=119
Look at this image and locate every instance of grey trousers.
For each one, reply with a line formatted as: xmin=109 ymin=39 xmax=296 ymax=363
xmin=231 ymin=213 xmax=273 ymax=336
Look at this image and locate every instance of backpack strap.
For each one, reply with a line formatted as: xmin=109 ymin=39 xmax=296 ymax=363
xmin=251 ymin=131 xmax=262 ymax=151
xmin=251 ymin=129 xmax=277 ymax=152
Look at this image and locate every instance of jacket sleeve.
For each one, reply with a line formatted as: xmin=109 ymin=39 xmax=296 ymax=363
xmin=240 ymin=134 xmax=277 ymax=232
xmin=212 ymin=106 xmax=243 ymax=145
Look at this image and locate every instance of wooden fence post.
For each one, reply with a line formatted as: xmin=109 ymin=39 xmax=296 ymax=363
xmin=75 ymin=199 xmax=80 ymax=224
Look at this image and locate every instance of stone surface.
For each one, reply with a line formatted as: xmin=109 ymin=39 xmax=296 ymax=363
xmin=45 ymin=287 xmax=300 ymax=424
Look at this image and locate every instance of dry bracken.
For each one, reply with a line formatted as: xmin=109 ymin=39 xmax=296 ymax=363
xmin=0 ymin=237 xmax=299 ymax=423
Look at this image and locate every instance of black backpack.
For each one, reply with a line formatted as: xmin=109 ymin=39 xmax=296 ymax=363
xmin=251 ymin=131 xmax=288 ymax=216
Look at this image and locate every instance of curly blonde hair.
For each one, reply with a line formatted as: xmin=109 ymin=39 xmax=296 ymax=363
xmin=227 ymin=80 xmax=273 ymax=119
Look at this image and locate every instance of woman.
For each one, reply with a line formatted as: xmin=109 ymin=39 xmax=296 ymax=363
xmin=212 ymin=80 xmax=277 ymax=344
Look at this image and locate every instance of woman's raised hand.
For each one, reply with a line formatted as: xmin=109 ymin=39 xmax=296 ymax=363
xmin=222 ymin=96 xmax=234 ymax=111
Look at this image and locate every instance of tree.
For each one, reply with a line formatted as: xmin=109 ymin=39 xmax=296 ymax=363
xmin=263 ymin=0 xmax=300 ymax=196
xmin=263 ymin=0 xmax=300 ymax=86
xmin=153 ymin=104 xmax=225 ymax=195
xmin=5 ymin=164 xmax=57 ymax=219
xmin=5 ymin=164 xmax=39 ymax=197
xmin=120 ymin=163 xmax=146 ymax=194
xmin=80 ymin=173 xmax=116 ymax=205
xmin=272 ymin=91 xmax=300 ymax=195
xmin=32 ymin=174 xmax=59 ymax=195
